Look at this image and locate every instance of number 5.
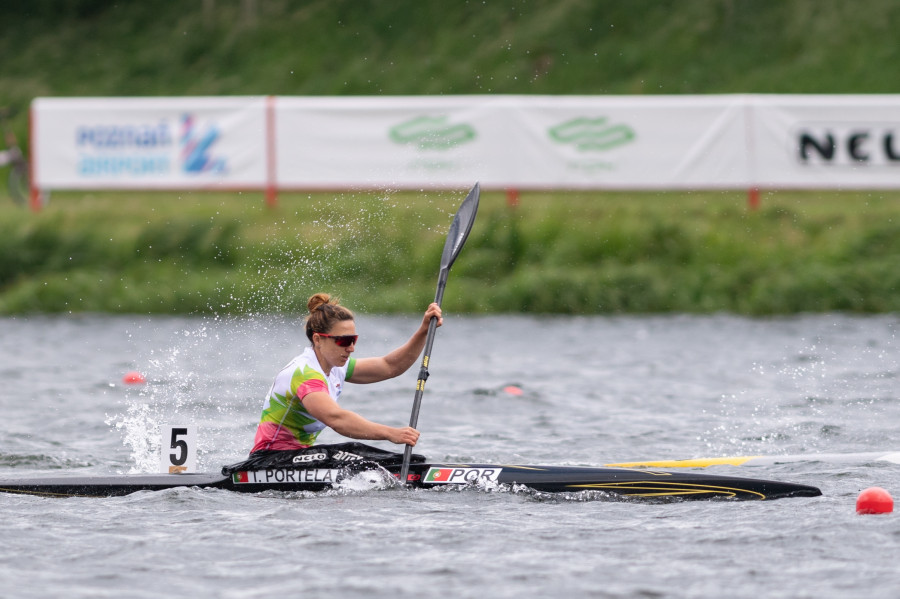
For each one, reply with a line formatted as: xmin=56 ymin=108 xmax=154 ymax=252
xmin=169 ymin=427 xmax=189 ymax=466
xmin=160 ymin=425 xmax=197 ymax=473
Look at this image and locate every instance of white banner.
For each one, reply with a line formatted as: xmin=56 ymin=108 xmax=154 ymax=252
xmin=275 ymin=96 xmax=502 ymax=189
xmin=273 ymin=95 xmax=750 ymax=189
xmin=747 ymin=94 xmax=900 ymax=188
xmin=502 ymin=95 xmax=750 ymax=188
xmin=32 ymin=96 xmax=270 ymax=190
xmin=30 ymin=95 xmax=900 ymax=192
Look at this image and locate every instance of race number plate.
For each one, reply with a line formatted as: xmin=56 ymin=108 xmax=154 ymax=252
xmin=160 ymin=425 xmax=197 ymax=474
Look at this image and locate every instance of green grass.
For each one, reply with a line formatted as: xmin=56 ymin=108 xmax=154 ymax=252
xmin=3 ymin=189 xmax=900 ymax=315
xmin=2 ymin=1 xmax=900 ymax=137
xmin=2 ymin=1 xmax=900 ymax=314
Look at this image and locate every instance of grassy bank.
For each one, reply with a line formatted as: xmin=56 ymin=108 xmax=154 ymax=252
xmin=3 ymin=1 xmax=900 ymax=140
xmin=3 ymin=2 xmax=899 ymax=315
xmin=2 ymin=189 xmax=900 ymax=315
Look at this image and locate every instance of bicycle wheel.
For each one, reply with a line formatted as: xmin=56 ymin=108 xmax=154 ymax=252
xmin=8 ymin=158 xmax=29 ymax=205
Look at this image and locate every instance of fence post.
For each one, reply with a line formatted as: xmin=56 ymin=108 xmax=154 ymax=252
xmin=265 ymin=95 xmax=278 ymax=208
xmin=506 ymin=187 xmax=519 ymax=208
xmin=747 ymin=187 xmax=760 ymax=210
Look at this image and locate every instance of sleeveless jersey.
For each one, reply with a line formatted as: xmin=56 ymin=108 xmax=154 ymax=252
xmin=251 ymin=347 xmax=356 ymax=452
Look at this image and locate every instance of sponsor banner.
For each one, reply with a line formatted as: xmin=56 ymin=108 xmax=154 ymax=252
xmin=31 ymin=95 xmax=900 ymax=191
xmin=424 ymin=467 xmax=503 ymax=484
xmin=274 ymin=95 xmax=498 ymax=189
xmin=747 ymin=95 xmax=900 ymax=188
xmin=273 ymin=95 xmax=749 ymax=189
xmin=232 ymin=469 xmax=340 ymax=484
xmin=506 ymin=95 xmax=750 ymax=188
xmin=32 ymin=96 xmax=269 ymax=189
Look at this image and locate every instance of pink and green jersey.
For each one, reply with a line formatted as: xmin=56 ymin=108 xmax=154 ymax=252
xmin=251 ymin=347 xmax=356 ymax=452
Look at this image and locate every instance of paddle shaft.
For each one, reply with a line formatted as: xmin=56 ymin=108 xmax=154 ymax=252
xmin=398 ymin=183 xmax=479 ymax=485
xmin=399 ymin=269 xmax=447 ymax=482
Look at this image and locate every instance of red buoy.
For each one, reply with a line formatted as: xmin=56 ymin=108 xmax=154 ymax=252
xmin=122 ymin=371 xmax=146 ymax=385
xmin=856 ymin=487 xmax=894 ymax=514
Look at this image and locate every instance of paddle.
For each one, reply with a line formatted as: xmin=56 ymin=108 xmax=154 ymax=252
xmin=399 ymin=182 xmax=480 ymax=485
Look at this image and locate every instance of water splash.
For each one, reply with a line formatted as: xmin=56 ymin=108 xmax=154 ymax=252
xmin=106 ymin=191 xmax=443 ymax=472
xmin=241 ymin=191 xmax=448 ymax=314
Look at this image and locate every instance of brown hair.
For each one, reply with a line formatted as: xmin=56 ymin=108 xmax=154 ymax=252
xmin=304 ymin=293 xmax=354 ymax=342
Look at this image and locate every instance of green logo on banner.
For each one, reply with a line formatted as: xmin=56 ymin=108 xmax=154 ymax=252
xmin=548 ymin=117 xmax=635 ymax=152
xmin=390 ymin=116 xmax=476 ymax=150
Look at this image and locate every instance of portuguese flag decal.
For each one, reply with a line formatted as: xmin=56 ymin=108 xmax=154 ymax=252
xmin=233 ymin=472 xmax=250 ymax=483
xmin=425 ymin=468 xmax=452 ymax=482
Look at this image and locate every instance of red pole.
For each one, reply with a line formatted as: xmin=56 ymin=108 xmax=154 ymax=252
xmin=29 ymin=188 xmax=43 ymax=212
xmin=506 ymin=187 xmax=519 ymax=208
xmin=747 ymin=187 xmax=760 ymax=210
xmin=265 ymin=95 xmax=278 ymax=208
xmin=28 ymin=103 xmax=42 ymax=212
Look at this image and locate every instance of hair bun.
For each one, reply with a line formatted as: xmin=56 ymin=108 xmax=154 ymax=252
xmin=307 ymin=292 xmax=332 ymax=313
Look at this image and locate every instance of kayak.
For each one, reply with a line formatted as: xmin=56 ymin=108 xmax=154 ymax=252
xmin=0 ymin=465 xmax=822 ymax=500
xmin=0 ymin=443 xmax=821 ymax=501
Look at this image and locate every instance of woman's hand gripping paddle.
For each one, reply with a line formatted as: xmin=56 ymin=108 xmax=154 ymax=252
xmin=399 ymin=183 xmax=480 ymax=485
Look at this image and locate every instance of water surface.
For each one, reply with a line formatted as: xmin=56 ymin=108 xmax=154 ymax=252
xmin=1 ymin=313 xmax=899 ymax=598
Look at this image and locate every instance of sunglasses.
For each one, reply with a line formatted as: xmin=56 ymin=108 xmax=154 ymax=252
xmin=317 ymin=333 xmax=359 ymax=347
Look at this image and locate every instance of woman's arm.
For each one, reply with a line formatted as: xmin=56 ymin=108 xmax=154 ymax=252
xmin=302 ymin=391 xmax=419 ymax=445
xmin=349 ymin=303 xmax=442 ymax=384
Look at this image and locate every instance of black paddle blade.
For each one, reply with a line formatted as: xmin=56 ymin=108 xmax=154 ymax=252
xmin=440 ymin=182 xmax=480 ymax=272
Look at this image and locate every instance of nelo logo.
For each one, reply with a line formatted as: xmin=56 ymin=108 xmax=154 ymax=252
xmin=292 ymin=452 xmax=327 ymax=464
xmin=797 ymin=125 xmax=900 ymax=167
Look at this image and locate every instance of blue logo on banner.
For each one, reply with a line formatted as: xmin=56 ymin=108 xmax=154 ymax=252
xmin=181 ymin=114 xmax=227 ymax=174
xmin=75 ymin=121 xmax=173 ymax=177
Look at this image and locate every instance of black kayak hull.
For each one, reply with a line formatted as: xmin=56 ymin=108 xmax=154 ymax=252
xmin=0 ymin=463 xmax=821 ymax=500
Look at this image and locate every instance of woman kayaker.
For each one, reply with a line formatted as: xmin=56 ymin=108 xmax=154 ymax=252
xmin=250 ymin=292 xmax=441 ymax=453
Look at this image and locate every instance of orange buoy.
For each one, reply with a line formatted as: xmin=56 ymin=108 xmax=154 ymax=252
xmin=856 ymin=487 xmax=894 ymax=514
xmin=122 ymin=371 xmax=146 ymax=385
